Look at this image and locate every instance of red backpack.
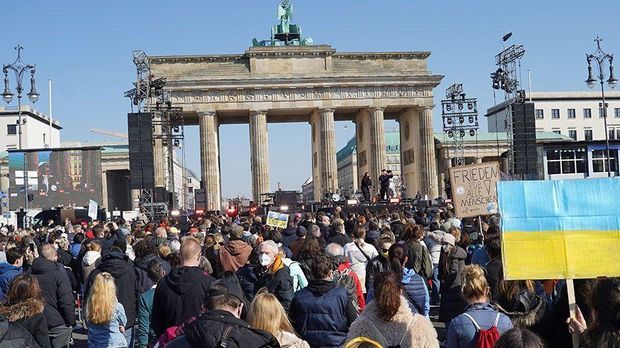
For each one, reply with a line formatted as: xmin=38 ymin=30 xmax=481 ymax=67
xmin=462 ymin=312 xmax=501 ymax=348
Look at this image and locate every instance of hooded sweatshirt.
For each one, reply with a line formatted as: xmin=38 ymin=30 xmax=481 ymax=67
xmin=151 ymin=266 xmax=215 ymax=338
xmin=0 ymin=263 xmax=22 ymax=300
xmin=219 ymin=239 xmax=252 ymax=273
xmin=81 ymin=250 xmax=101 ymax=283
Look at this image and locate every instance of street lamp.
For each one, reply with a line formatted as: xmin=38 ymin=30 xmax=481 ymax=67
xmin=586 ymin=35 xmax=617 ymax=177
xmin=3 ymin=45 xmax=40 ymax=225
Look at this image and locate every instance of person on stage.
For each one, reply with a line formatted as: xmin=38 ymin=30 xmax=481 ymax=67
xmin=360 ymin=172 xmax=372 ymax=202
xmin=378 ymin=169 xmax=393 ymax=201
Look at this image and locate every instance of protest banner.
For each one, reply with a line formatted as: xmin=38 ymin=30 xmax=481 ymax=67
xmin=88 ymin=200 xmax=98 ymax=220
xmin=266 ymin=211 xmax=289 ymax=229
xmin=449 ymin=162 xmax=500 ymax=218
xmin=498 ymin=177 xmax=620 ymax=280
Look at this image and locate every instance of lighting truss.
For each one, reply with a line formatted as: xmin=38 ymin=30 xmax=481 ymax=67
xmin=441 ymin=83 xmax=479 ymax=166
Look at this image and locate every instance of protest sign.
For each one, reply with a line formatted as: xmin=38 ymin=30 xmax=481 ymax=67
xmin=266 ymin=211 xmax=289 ymax=229
xmin=449 ymin=162 xmax=499 ymax=218
xmin=498 ymin=178 xmax=620 ymax=280
xmin=88 ymin=200 xmax=98 ymax=220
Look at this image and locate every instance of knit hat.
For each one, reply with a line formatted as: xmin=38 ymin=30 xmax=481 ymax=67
xmin=442 ymin=233 xmax=456 ymax=246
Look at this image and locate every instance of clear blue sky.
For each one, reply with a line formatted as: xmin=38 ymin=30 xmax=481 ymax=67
xmin=2 ymin=0 xmax=618 ymax=198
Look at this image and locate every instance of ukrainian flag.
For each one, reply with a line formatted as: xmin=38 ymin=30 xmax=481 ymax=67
xmin=498 ymin=178 xmax=620 ymax=280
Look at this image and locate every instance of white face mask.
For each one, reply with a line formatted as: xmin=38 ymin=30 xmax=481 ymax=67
xmin=259 ymin=254 xmax=273 ymax=267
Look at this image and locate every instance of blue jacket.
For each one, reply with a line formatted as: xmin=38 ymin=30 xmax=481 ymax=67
xmin=366 ymin=268 xmax=430 ymax=317
xmin=289 ymin=280 xmax=355 ymax=348
xmin=446 ymin=303 xmax=513 ymax=348
xmin=136 ymin=287 xmax=156 ymax=348
xmin=87 ymin=302 xmax=128 ymax=348
xmin=0 ymin=263 xmax=22 ymax=300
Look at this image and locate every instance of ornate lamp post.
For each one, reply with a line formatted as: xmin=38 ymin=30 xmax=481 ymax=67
xmin=2 ymin=45 xmax=40 ymax=224
xmin=586 ymin=36 xmax=617 ymax=177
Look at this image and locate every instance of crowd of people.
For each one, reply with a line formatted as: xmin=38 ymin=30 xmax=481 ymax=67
xmin=0 ymin=202 xmax=616 ymax=347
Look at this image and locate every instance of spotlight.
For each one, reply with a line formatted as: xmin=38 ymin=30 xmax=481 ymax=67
xmin=458 ymin=103 xmax=464 ymax=110
xmin=459 ymin=117 xmax=464 ymax=124
xmin=460 ymin=130 xmax=465 ymax=137
xmin=468 ymin=102 xmax=474 ymax=110
xmin=280 ymin=205 xmax=289 ymax=212
xmin=469 ymin=129 xmax=476 ymax=136
xmin=447 ymin=117 xmax=453 ymax=125
xmin=468 ymin=116 xmax=474 ymax=123
xmin=446 ymin=104 xmax=452 ymax=112
xmin=448 ymin=130 xmax=454 ymax=138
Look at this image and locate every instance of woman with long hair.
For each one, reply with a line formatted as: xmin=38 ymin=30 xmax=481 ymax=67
xmin=86 ymin=272 xmax=128 ymax=347
xmin=567 ymin=277 xmax=620 ymax=348
xmin=248 ymin=292 xmax=310 ymax=348
xmin=346 ymin=271 xmax=438 ymax=348
xmin=344 ymin=226 xmax=378 ymax=294
xmin=0 ymin=274 xmax=50 ymax=348
xmin=446 ymin=265 xmax=512 ymax=348
xmin=400 ymin=223 xmax=433 ymax=280
xmin=438 ymin=233 xmax=468 ymax=325
xmin=295 ymin=236 xmax=323 ymax=280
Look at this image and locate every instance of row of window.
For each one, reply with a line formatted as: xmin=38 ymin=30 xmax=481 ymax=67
xmin=552 ymin=128 xmax=620 ymax=141
xmin=536 ymin=108 xmax=620 ymax=120
xmin=547 ymin=148 xmax=618 ymax=175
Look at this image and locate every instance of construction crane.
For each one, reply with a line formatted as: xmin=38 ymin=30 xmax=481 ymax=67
xmin=90 ymin=128 xmax=128 ymax=139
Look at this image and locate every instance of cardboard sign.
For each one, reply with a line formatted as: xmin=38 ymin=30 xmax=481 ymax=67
xmin=449 ymin=162 xmax=500 ymax=218
xmin=498 ymin=178 xmax=620 ymax=280
xmin=266 ymin=211 xmax=289 ymax=229
xmin=88 ymin=200 xmax=98 ymax=221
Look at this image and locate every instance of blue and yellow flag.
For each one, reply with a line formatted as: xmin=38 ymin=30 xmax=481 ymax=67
xmin=498 ymin=178 xmax=620 ymax=280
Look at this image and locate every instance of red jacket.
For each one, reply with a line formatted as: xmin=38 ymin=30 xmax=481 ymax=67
xmin=338 ymin=260 xmax=366 ymax=310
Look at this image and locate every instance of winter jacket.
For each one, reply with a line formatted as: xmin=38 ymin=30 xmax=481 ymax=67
xmin=151 ymin=266 xmax=215 ymax=338
xmin=343 ymin=241 xmax=378 ymax=293
xmin=87 ymin=302 xmax=127 ymax=348
xmin=424 ymin=230 xmax=445 ymax=265
xmin=70 ymin=243 xmax=81 ymax=258
xmin=134 ymin=254 xmax=171 ymax=294
xmin=276 ymin=330 xmax=310 ymax=348
xmin=30 ymin=257 xmax=75 ymax=329
xmin=281 ymin=227 xmax=298 ymax=248
xmin=219 ymin=240 xmax=252 ymax=273
xmin=365 ymin=254 xmax=390 ymax=292
xmin=56 ymin=249 xmax=73 ymax=267
xmin=0 ymin=314 xmax=39 ymax=348
xmin=289 ymin=279 xmax=357 ymax=348
xmin=136 ymin=286 xmax=156 ymax=348
xmin=282 ymin=258 xmax=308 ymax=292
xmin=366 ymin=267 xmax=430 ymax=317
xmin=364 ymin=229 xmax=381 ymax=245
xmin=404 ymin=240 xmax=433 ymax=279
xmin=236 ymin=264 xmax=259 ymax=303
xmin=346 ymin=296 xmax=438 ymax=348
xmin=81 ymin=250 xmax=101 ymax=283
xmin=446 ymin=303 xmax=513 ymax=348
xmin=254 ymin=260 xmax=294 ymax=311
xmin=439 ymin=246 xmax=468 ymax=324
xmin=327 ymin=233 xmax=352 ymax=247
xmin=168 ymin=309 xmax=279 ymax=348
xmin=0 ymin=263 xmax=22 ymax=300
xmin=0 ymin=299 xmax=49 ymax=348
xmin=496 ymin=291 xmax=553 ymax=345
xmin=85 ymin=251 xmax=137 ymax=328
xmin=485 ymin=258 xmax=503 ymax=301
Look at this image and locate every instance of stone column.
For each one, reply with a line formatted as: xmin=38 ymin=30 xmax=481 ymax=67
xmin=419 ymin=106 xmax=439 ymax=197
xmin=249 ymin=110 xmax=270 ymax=203
xmin=101 ymin=171 xmax=109 ymax=210
xmin=199 ymin=111 xmax=221 ymax=211
xmin=153 ymin=114 xmax=166 ymax=188
xmin=369 ymin=107 xmax=386 ymax=191
xmin=319 ymin=108 xmax=338 ymax=194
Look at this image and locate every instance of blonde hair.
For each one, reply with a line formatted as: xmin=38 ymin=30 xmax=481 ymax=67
xmin=86 ymin=272 xmax=117 ymax=325
xmin=247 ymin=293 xmax=296 ymax=337
xmin=461 ymin=265 xmax=489 ymax=300
xmin=159 ymin=244 xmax=171 ymax=258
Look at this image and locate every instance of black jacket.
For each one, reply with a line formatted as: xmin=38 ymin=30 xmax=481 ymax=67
xmin=85 ymin=251 xmax=137 ymax=327
xmin=30 ymin=257 xmax=75 ymax=328
xmin=0 ymin=299 xmax=50 ymax=348
xmin=134 ymin=254 xmax=171 ymax=294
xmin=327 ymin=233 xmax=352 ymax=247
xmin=151 ymin=266 xmax=215 ymax=338
xmin=365 ymin=254 xmax=391 ymax=291
xmin=169 ymin=310 xmax=279 ymax=348
xmin=0 ymin=315 xmax=38 ymax=348
xmin=281 ymin=227 xmax=297 ymax=248
xmin=254 ymin=265 xmax=293 ymax=311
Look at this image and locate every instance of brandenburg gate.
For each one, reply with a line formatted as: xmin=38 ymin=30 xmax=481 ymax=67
xmin=147 ymin=4 xmax=443 ymax=210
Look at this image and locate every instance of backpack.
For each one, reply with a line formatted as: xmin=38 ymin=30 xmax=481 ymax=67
xmin=462 ymin=312 xmax=501 ymax=348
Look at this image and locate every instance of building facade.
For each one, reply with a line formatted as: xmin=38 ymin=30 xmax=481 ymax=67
xmin=488 ymin=91 xmax=620 ymax=142
xmin=0 ymin=106 xmax=61 ymax=151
